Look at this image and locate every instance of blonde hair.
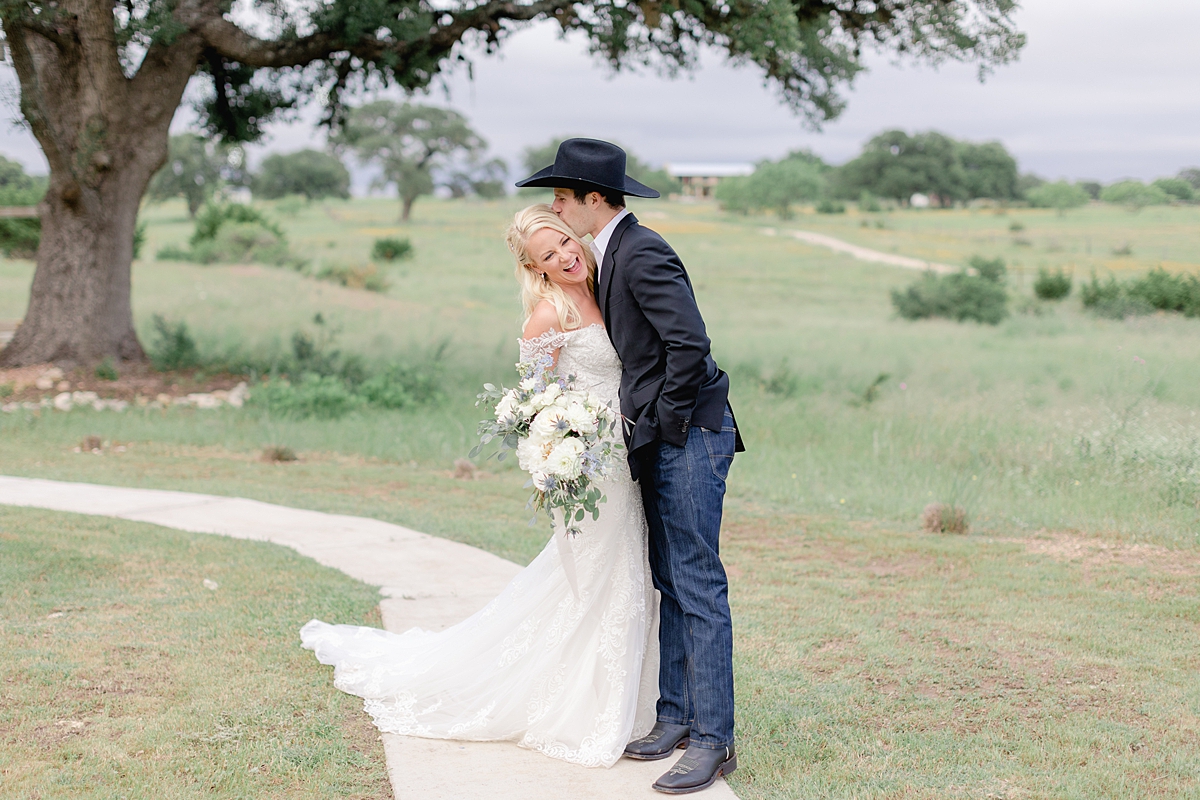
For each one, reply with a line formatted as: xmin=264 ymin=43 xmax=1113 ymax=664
xmin=506 ymin=204 xmax=596 ymax=331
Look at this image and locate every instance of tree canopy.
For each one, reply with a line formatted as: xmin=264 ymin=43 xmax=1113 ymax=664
xmin=835 ymin=130 xmax=964 ymax=205
xmin=1100 ymin=180 xmax=1170 ymax=210
xmin=252 ymin=150 xmax=352 ymax=200
xmin=331 ymin=101 xmax=497 ymax=220
xmin=147 ymin=134 xmax=244 ymax=216
xmin=0 ymin=0 xmax=1025 ymax=367
xmin=1026 ymin=181 xmax=1089 ymax=214
xmin=136 ymin=0 xmax=1024 ymax=141
xmin=833 ymin=130 xmax=1021 ymax=204
xmin=716 ymin=151 xmax=827 ymax=217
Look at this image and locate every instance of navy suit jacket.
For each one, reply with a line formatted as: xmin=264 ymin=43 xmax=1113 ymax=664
xmin=595 ymin=213 xmax=743 ymax=478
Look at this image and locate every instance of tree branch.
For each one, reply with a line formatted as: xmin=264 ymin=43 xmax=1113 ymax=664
xmin=194 ymin=17 xmax=355 ymax=68
xmin=194 ymin=0 xmax=570 ymax=69
xmin=12 ymin=15 xmax=76 ymax=49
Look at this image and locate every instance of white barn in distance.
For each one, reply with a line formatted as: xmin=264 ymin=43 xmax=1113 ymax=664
xmin=666 ymin=163 xmax=754 ymax=199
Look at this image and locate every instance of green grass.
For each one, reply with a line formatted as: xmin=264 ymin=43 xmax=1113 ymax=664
xmin=3 ymin=196 xmax=1200 ymax=797
xmin=10 ymin=196 xmax=1200 ymax=544
xmin=0 ymin=506 xmax=391 ymax=799
xmin=727 ymin=508 xmax=1200 ymax=799
xmin=760 ymin=202 xmax=1200 ymax=285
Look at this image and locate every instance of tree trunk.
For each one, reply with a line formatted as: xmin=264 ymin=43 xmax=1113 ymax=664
xmin=4 ymin=165 xmax=152 ymax=366
xmin=0 ymin=10 xmax=201 ymax=367
xmin=401 ymin=195 xmax=415 ymax=222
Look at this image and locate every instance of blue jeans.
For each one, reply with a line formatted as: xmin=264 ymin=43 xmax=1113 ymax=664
xmin=639 ymin=406 xmax=737 ymax=749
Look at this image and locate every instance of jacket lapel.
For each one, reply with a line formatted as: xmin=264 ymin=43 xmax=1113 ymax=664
xmin=597 ymin=213 xmax=637 ymax=320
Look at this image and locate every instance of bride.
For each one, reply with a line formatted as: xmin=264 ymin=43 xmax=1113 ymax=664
xmin=300 ymin=204 xmax=659 ymax=768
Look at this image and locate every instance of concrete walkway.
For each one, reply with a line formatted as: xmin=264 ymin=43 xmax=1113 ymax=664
xmin=763 ymin=227 xmax=959 ymax=274
xmin=0 ymin=475 xmax=737 ymax=800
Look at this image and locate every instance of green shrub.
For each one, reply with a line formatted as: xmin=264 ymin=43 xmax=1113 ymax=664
xmin=0 ymin=167 xmax=46 ymax=257
xmin=147 ymin=315 xmax=201 ymax=371
xmin=191 ymin=202 xmax=283 ymax=246
xmin=357 ymin=373 xmax=414 ymax=409
xmin=156 ymin=244 xmax=193 ymax=261
xmin=157 ymin=203 xmax=297 ymax=266
xmin=1152 ymin=178 xmax=1195 ymax=203
xmin=717 ymin=156 xmax=825 ymax=218
xmin=1100 ymin=180 xmax=1169 ymax=210
xmin=968 ymin=255 xmax=1006 ymax=283
xmin=1079 ymin=274 xmax=1150 ymax=319
xmin=0 ymin=216 xmax=41 ymax=258
xmin=315 ymin=262 xmax=390 ymax=293
xmin=1026 ymin=181 xmax=1089 ymax=214
xmin=891 ymin=262 xmax=1009 ymax=325
xmin=858 ymin=191 xmax=882 ymax=213
xmin=94 ymin=357 xmax=119 ymax=381
xmin=274 ymin=195 xmax=308 ymax=216
xmin=1080 ymin=270 xmax=1200 ymax=319
xmin=356 ymin=363 xmax=444 ymax=409
xmin=252 ymin=374 xmax=361 ymax=419
xmin=1127 ymin=269 xmax=1200 ymax=315
xmin=191 ymin=222 xmax=294 ymax=266
xmin=371 ymin=237 xmax=413 ymax=261
xmin=1033 ymin=268 xmax=1072 ymax=301
xmin=0 ymin=382 xmax=14 ymax=399
xmin=816 ymin=199 xmax=846 ymax=214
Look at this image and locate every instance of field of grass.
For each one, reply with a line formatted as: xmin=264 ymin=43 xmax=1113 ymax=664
xmin=763 ymin=202 xmax=1200 ymax=283
xmin=3 ymin=196 xmax=1200 ymax=798
xmin=0 ymin=506 xmax=391 ymax=799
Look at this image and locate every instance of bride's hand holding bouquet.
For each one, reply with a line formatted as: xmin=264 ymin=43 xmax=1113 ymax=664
xmin=473 ymin=353 xmax=623 ymax=536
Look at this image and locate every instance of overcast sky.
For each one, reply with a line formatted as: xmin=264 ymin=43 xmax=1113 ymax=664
xmin=2 ymin=0 xmax=1197 ymax=185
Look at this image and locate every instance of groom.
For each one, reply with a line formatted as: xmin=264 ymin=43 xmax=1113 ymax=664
xmin=518 ymin=139 xmax=744 ymax=794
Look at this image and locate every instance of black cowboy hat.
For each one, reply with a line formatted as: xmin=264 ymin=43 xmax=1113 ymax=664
xmin=515 ymin=138 xmax=661 ymax=198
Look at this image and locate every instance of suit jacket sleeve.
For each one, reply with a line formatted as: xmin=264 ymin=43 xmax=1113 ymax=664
xmin=625 ymin=233 xmax=712 ymax=447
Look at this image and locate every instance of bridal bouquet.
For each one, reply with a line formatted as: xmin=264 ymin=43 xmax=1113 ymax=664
xmin=472 ymin=354 xmax=623 ymax=536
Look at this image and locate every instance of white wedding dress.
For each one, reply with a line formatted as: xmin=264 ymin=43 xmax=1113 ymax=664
xmin=300 ymin=324 xmax=659 ymax=767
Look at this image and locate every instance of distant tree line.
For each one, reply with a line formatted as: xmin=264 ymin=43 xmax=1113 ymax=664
xmin=147 ymin=101 xmax=508 ymax=221
xmin=715 ymin=129 xmax=1200 ymax=217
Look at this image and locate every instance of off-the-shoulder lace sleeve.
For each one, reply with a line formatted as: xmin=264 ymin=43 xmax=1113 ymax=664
xmin=519 ymin=328 xmax=569 ymax=363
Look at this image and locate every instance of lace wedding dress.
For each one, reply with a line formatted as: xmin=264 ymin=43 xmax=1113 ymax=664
xmin=300 ymin=324 xmax=659 ymax=768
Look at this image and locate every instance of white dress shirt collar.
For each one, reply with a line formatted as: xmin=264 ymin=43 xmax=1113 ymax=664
xmin=589 ymin=207 xmax=632 ymax=266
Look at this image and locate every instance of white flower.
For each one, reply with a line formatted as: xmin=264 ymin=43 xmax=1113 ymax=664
xmin=495 ymin=393 xmax=518 ymax=425
xmin=532 ymin=383 xmax=562 ymax=410
xmin=517 ymin=436 xmax=549 ymax=473
xmin=529 ymin=406 xmax=569 ymax=442
xmin=519 ymin=377 xmax=537 ymax=392
xmin=565 ymin=401 xmax=597 ymax=434
xmin=543 ymin=437 xmax=585 ymax=479
xmin=562 ymin=389 xmax=589 ymax=405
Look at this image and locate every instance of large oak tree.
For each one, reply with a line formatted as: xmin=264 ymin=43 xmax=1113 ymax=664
xmin=0 ymin=0 xmax=1023 ymax=366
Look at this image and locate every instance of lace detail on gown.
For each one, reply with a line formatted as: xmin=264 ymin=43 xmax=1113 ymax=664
xmin=301 ymin=324 xmax=658 ymax=768
xmin=519 ymin=327 xmax=569 ymax=364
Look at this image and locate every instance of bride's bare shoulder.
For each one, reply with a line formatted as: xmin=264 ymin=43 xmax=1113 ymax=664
xmin=522 ymin=300 xmax=561 ymax=341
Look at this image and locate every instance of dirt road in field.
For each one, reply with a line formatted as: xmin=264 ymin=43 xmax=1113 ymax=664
xmin=763 ymin=227 xmax=960 ymax=274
